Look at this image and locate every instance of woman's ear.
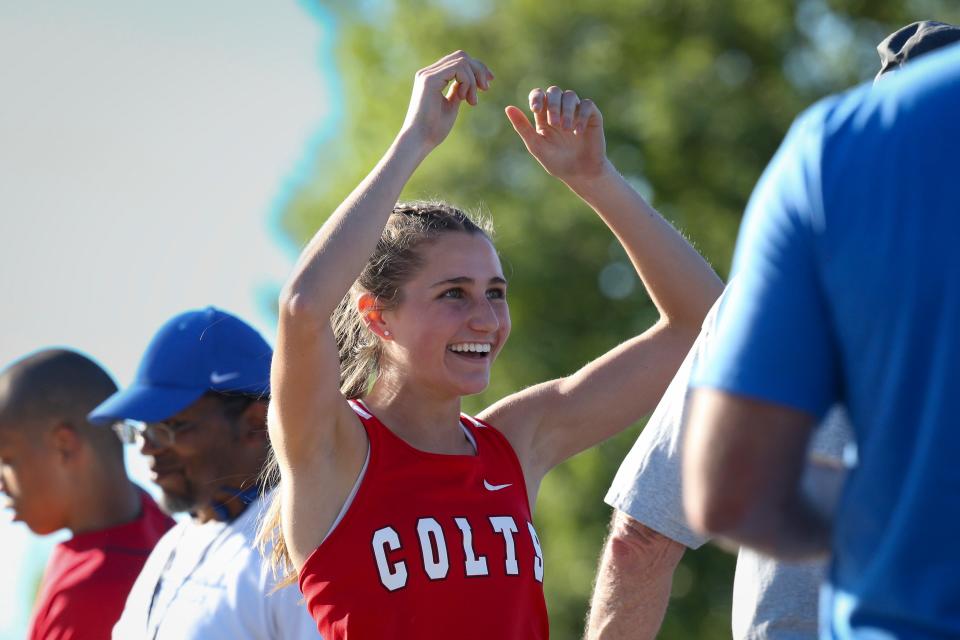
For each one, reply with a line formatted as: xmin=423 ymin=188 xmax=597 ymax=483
xmin=357 ymin=293 xmax=392 ymax=340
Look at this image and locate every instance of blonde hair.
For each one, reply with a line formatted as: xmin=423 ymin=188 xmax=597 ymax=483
xmin=258 ymin=201 xmax=493 ymax=587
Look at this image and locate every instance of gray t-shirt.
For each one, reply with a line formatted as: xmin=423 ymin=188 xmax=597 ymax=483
xmin=606 ymin=294 xmax=852 ymax=640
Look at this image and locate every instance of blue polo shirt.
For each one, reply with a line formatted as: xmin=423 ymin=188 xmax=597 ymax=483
xmin=694 ymin=43 xmax=960 ymax=639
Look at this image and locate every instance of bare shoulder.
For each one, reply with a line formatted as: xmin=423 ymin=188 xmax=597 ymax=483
xmin=270 ymin=385 xmax=365 ymax=465
xmin=277 ymin=395 xmax=368 ymax=475
xmin=478 ymin=379 xmax=559 ymax=478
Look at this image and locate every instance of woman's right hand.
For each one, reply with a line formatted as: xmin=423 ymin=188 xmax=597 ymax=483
xmin=400 ymin=51 xmax=493 ymax=150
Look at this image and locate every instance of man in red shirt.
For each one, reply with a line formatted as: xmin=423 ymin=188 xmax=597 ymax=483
xmin=0 ymin=349 xmax=173 ymax=640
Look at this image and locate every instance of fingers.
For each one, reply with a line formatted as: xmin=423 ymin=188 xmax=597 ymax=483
xmin=574 ymin=98 xmax=602 ymax=135
xmin=436 ymin=61 xmax=474 ymax=104
xmin=469 ymin=57 xmax=494 ymax=92
xmin=448 ymin=57 xmax=491 ymax=105
xmin=528 ymin=88 xmax=548 ymax=132
xmin=442 ymin=66 xmax=472 ymax=104
xmin=418 ymin=51 xmax=493 ymax=106
xmin=528 ymin=87 xmax=593 ymax=132
xmin=544 ymin=86 xmax=563 ymax=128
xmin=504 ymin=105 xmax=538 ymax=150
xmin=561 ymin=90 xmax=580 ymax=130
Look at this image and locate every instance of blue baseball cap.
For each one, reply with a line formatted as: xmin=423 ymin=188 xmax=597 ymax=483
xmin=89 ymin=307 xmax=272 ymax=424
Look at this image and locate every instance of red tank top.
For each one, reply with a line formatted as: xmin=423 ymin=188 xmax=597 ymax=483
xmin=299 ymin=400 xmax=549 ymax=639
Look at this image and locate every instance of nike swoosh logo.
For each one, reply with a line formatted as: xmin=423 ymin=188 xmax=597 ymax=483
xmin=210 ymin=371 xmax=240 ymax=384
xmin=483 ymin=480 xmax=512 ymax=491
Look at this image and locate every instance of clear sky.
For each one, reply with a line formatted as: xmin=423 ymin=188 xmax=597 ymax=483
xmin=0 ymin=2 xmax=335 ymax=636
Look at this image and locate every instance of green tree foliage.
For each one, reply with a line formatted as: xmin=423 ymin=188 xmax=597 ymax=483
xmin=285 ymin=1 xmax=959 ymax=637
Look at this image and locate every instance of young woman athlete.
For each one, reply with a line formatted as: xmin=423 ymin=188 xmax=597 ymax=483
xmin=260 ymin=51 xmax=723 ymax=639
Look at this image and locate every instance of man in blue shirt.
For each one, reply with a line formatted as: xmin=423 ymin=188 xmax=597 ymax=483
xmin=682 ymin=42 xmax=960 ymax=639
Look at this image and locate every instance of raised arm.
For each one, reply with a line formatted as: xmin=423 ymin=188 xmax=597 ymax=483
xmin=269 ymin=51 xmax=492 ymax=566
xmin=485 ymin=89 xmax=723 ymax=481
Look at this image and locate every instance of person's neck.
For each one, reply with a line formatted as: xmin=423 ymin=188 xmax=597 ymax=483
xmin=193 ymin=504 xmax=220 ymax=525
xmin=363 ymin=381 xmax=472 ymax=455
xmin=68 ymin=462 xmax=141 ymax=535
xmin=194 ymin=482 xmax=262 ymax=524
xmin=190 ymin=467 xmax=268 ymax=525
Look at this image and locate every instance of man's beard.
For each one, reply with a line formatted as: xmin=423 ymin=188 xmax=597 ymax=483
xmin=159 ymin=481 xmax=198 ymax=515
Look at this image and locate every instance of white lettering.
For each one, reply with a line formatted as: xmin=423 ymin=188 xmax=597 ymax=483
xmin=489 ymin=516 xmax=519 ymax=575
xmin=417 ymin=518 xmax=450 ymax=580
xmin=455 ymin=517 xmax=489 ymax=576
xmin=527 ymin=521 xmax=544 ymax=583
xmin=372 ymin=527 xmax=407 ymax=591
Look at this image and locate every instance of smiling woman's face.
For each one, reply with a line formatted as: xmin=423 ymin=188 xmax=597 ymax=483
xmin=378 ymin=231 xmax=511 ymax=399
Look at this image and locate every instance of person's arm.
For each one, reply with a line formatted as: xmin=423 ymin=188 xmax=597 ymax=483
xmin=269 ymin=51 xmax=493 ymax=567
xmin=484 ymin=89 xmax=723 ymax=480
xmin=679 ymin=107 xmax=840 ymax=561
xmin=585 ymin=510 xmax=686 ymax=640
xmin=682 ymin=389 xmax=830 ymax=559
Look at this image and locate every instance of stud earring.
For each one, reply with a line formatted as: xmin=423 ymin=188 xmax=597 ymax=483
xmin=384 ymin=330 xmax=391 ymax=337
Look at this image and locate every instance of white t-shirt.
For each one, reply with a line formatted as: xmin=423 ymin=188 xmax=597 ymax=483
xmin=113 ymin=490 xmax=319 ymax=640
xmin=606 ymin=292 xmax=852 ymax=640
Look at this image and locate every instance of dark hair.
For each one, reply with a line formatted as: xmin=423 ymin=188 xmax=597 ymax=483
xmin=203 ymin=390 xmax=265 ymax=422
xmin=0 ymin=349 xmax=122 ymax=456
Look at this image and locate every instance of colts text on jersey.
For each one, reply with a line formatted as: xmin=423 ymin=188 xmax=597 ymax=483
xmin=372 ymin=515 xmax=544 ymax=591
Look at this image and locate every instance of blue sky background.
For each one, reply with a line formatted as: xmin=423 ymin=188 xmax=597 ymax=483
xmin=0 ymin=2 xmax=336 ymax=636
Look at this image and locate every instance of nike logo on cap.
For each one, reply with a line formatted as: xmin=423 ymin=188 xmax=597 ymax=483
xmin=210 ymin=371 xmax=240 ymax=384
xmin=483 ymin=480 xmax=512 ymax=491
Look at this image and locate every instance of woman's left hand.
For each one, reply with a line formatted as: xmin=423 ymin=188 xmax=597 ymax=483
xmin=505 ymin=87 xmax=609 ymax=185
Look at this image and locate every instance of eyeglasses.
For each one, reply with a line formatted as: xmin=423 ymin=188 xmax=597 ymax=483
xmin=112 ymin=420 xmax=195 ymax=448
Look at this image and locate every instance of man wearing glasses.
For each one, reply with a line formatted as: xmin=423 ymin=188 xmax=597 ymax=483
xmin=0 ymin=349 xmax=173 ymax=640
xmin=90 ymin=306 xmax=318 ymax=640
